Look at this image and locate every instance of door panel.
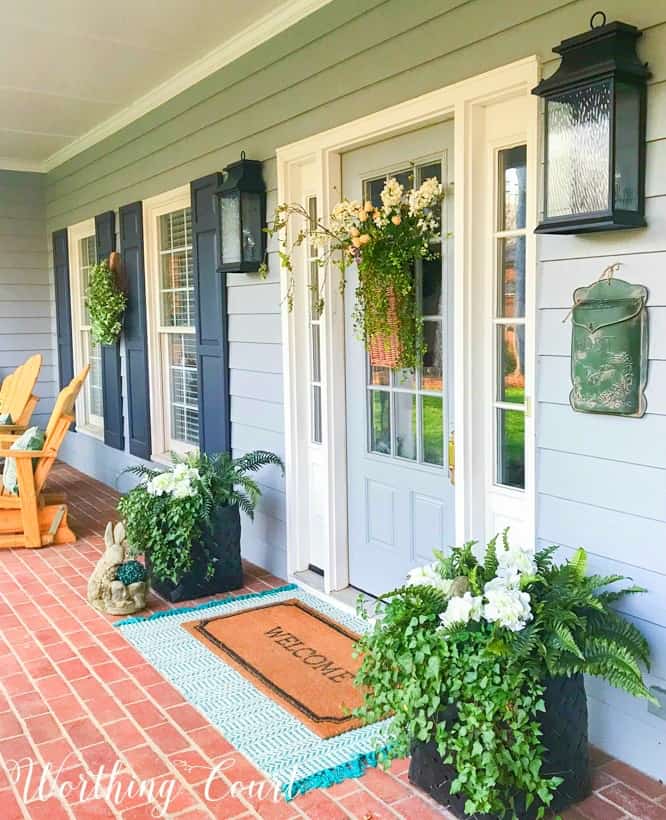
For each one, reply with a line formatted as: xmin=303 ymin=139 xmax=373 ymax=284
xmin=343 ymin=121 xmax=455 ymax=596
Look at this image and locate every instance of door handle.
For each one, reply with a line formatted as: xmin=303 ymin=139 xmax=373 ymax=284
xmin=448 ymin=430 xmax=455 ymax=485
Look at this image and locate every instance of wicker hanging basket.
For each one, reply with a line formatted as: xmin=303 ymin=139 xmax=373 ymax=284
xmin=368 ymin=287 xmax=402 ymax=368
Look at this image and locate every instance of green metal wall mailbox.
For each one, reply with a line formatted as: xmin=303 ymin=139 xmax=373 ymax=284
xmin=570 ymin=277 xmax=648 ymax=417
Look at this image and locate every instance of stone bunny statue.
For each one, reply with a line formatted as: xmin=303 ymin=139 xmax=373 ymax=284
xmin=87 ymin=522 xmax=147 ymax=615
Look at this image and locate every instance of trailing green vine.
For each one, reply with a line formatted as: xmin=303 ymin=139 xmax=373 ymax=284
xmin=85 ymin=260 xmax=127 ymax=345
xmin=263 ymin=176 xmax=444 ymax=369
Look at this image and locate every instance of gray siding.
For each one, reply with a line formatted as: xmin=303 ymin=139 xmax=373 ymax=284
xmin=36 ymin=0 xmax=666 ymax=775
xmin=0 ymin=171 xmax=54 ymax=427
xmin=536 ymin=49 xmax=666 ymax=776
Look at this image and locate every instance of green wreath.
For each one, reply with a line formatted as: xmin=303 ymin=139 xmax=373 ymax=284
xmin=85 ymin=260 xmax=127 ymax=345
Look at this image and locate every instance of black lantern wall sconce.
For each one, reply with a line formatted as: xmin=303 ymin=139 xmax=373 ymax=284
xmin=216 ymin=152 xmax=266 ymax=272
xmin=532 ymin=12 xmax=650 ymax=235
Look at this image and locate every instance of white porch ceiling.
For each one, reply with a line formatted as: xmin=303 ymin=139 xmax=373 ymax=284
xmin=0 ymin=0 xmax=331 ymax=172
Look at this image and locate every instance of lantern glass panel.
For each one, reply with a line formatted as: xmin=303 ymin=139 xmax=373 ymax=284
xmin=220 ymin=192 xmax=241 ymax=266
xmin=241 ymin=191 xmax=262 ymax=264
xmin=614 ymin=82 xmax=641 ymax=211
xmin=545 ymin=79 xmax=612 ymax=218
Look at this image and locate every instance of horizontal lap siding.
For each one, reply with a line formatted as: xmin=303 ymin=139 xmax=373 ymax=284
xmin=0 ymin=171 xmax=54 ymax=428
xmin=537 ymin=18 xmax=666 ymax=780
xmin=40 ymin=0 xmax=666 ymax=774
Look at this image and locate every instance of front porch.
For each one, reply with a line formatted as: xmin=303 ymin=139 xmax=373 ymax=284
xmin=0 ymin=463 xmax=662 ymax=819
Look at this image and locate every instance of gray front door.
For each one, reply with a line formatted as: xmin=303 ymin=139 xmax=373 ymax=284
xmin=343 ymin=122 xmax=455 ymax=596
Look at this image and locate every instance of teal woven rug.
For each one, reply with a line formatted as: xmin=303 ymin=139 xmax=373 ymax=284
xmin=115 ymin=585 xmax=390 ymax=799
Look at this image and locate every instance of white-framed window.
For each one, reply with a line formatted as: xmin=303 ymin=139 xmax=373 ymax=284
xmin=67 ymin=219 xmax=104 ymax=437
xmin=492 ymin=144 xmax=527 ymax=490
xmin=306 ymin=195 xmax=323 ymax=445
xmin=143 ymin=187 xmax=199 ymax=459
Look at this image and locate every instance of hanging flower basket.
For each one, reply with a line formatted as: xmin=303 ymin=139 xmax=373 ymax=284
xmin=265 ymin=176 xmax=444 ymax=371
xmin=368 ymin=287 xmax=402 ymax=368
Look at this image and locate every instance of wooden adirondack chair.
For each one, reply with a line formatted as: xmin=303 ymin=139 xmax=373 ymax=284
xmin=0 ymin=354 xmax=42 ymax=435
xmin=0 ymin=366 xmax=89 ymax=549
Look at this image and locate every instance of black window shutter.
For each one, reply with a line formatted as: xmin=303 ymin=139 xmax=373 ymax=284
xmin=52 ymin=228 xmax=74 ymax=390
xmin=119 ymin=202 xmax=151 ymax=460
xmin=95 ymin=211 xmax=125 ymax=451
xmin=191 ymin=174 xmax=230 ymax=454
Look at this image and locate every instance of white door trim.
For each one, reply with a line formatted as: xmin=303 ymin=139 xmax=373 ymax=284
xmin=277 ymin=56 xmax=540 ymax=593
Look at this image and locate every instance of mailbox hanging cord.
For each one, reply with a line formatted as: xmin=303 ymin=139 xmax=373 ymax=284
xmin=562 ymin=262 xmax=623 ymax=323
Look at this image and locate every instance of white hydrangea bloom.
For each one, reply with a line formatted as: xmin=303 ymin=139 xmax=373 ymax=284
xmin=406 ymin=563 xmax=453 ymax=597
xmin=146 ymin=472 xmax=175 ymax=496
xmin=439 ymin=592 xmax=484 ymax=629
xmin=380 ymin=178 xmax=404 ymax=211
xmin=483 ymin=580 xmax=532 ymax=632
xmin=496 ymin=542 xmax=537 ymax=586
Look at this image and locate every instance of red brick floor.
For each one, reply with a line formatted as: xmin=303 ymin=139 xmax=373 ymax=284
xmin=0 ymin=464 xmax=663 ymax=819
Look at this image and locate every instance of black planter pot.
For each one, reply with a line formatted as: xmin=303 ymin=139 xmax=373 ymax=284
xmin=408 ymin=674 xmax=591 ymax=819
xmin=146 ymin=504 xmax=244 ymax=604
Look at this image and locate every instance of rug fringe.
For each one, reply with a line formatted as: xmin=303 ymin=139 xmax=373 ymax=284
xmin=282 ymin=746 xmax=390 ymax=800
xmin=113 ymin=583 xmax=298 ymax=627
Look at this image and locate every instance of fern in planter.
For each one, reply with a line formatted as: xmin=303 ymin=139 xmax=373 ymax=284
xmin=85 ymin=260 xmax=127 ymax=345
xmin=118 ymin=450 xmax=283 ymax=585
xmin=354 ymin=535 xmax=655 ymax=818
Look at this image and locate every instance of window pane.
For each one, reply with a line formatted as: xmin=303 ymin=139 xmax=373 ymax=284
xmin=169 ymin=334 xmax=199 ymax=445
xmin=368 ymin=364 xmax=390 ymax=386
xmin=394 ymin=369 xmax=416 ymax=389
xmin=497 ymin=408 xmax=525 ymax=489
xmin=546 ymin=81 xmax=611 ymax=218
xmin=498 ymin=146 xmax=527 ymax=231
xmin=422 ymin=395 xmax=444 ymax=466
xmin=418 ymin=162 xmax=441 ymax=185
xmin=422 ymin=256 xmax=442 ymax=316
xmin=497 ymin=325 xmax=525 ymax=404
xmin=311 ymin=324 xmax=321 ymax=382
xmin=394 ymin=393 xmax=416 ymax=460
xmin=422 ymin=320 xmax=443 ymax=392
xmin=369 ymin=390 xmax=391 ymax=455
xmin=89 ymin=340 xmax=104 ymax=418
xmin=312 ymin=385 xmax=322 ymax=444
xmin=159 ymin=208 xmax=194 ymax=328
xmin=498 ymin=236 xmax=525 ymax=318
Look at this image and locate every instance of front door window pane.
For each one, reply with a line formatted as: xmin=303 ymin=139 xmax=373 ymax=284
xmin=394 ymin=393 xmax=417 ymax=460
xmin=369 ymin=390 xmax=391 ymax=455
xmin=423 ymin=395 xmax=444 ymax=466
xmin=499 ymin=146 xmax=527 ymax=231
xmin=422 ymin=320 xmax=443 ymax=392
xmin=498 ymin=236 xmax=525 ymax=318
xmin=498 ymin=325 xmax=525 ymax=404
xmin=497 ymin=409 xmax=525 ymax=489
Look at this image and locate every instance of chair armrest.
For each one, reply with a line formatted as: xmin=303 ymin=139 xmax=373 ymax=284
xmin=0 ymin=424 xmax=27 ymax=434
xmin=0 ymin=448 xmax=46 ymax=459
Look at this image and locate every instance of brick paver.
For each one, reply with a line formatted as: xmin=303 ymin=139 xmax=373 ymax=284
xmin=0 ymin=463 xmax=662 ymax=818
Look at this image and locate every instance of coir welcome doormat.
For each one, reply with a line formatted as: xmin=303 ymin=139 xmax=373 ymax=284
xmin=182 ymin=598 xmax=364 ymax=739
xmin=115 ymin=585 xmax=389 ymax=799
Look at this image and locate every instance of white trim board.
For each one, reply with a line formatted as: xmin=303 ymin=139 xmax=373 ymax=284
xmin=276 ymin=56 xmax=540 ymax=593
xmin=19 ymin=0 xmax=332 ymax=174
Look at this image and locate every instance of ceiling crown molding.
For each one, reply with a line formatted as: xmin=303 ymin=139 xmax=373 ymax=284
xmin=0 ymin=157 xmax=47 ymax=173
xmin=42 ymin=0 xmax=333 ymax=173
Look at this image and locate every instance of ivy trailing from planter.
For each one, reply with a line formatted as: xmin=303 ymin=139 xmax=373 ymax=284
xmin=353 ymin=535 xmax=655 ymax=818
xmin=263 ymin=176 xmax=444 ymax=370
xmin=85 ymin=259 xmax=127 ymax=345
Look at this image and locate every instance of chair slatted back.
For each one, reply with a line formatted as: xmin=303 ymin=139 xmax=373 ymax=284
xmin=33 ymin=366 xmax=89 ymax=495
xmin=0 ymin=355 xmax=42 ymax=424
